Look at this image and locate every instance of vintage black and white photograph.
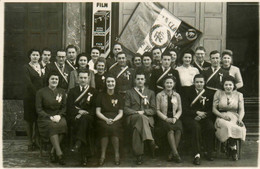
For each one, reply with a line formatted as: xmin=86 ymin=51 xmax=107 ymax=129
xmin=2 ymin=1 xmax=259 ymax=168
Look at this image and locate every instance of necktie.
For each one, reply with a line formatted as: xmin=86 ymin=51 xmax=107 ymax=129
xmin=167 ymin=95 xmax=173 ymax=118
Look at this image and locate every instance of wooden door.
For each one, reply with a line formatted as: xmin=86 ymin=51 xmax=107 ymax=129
xmin=4 ymin=3 xmax=63 ymax=99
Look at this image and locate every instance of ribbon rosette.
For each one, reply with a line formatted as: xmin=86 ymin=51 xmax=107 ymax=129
xmin=41 ymin=68 xmax=45 ymax=75
xmin=56 ymin=93 xmax=62 ymax=103
xmin=143 ymin=96 xmax=149 ymax=105
xmin=200 ymin=96 xmax=207 ymax=105
xmin=219 ymin=73 xmax=223 ymax=82
xmin=124 ymin=71 xmax=131 ymax=80
xmin=101 ymin=76 xmax=105 ymax=81
xmin=87 ymin=93 xmax=93 ymax=102
xmin=111 ymin=99 xmax=118 ymax=107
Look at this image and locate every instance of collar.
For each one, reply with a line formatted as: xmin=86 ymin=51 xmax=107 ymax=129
xmin=211 ymin=66 xmax=220 ymax=72
xmin=196 ymin=60 xmax=204 ymax=66
xmin=135 ymin=87 xmax=145 ymax=93
xmin=80 ymin=85 xmax=88 ymax=91
xmin=195 ymin=88 xmax=204 ymax=94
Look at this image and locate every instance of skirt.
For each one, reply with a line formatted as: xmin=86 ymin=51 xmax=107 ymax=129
xmin=38 ymin=116 xmax=67 ymax=142
xmin=96 ymin=112 xmax=123 ymax=138
xmin=215 ymin=111 xmax=246 ymax=142
xmin=157 ymin=118 xmax=183 ymax=134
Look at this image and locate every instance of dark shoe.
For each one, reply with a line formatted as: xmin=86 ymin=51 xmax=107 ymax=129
xmin=173 ymin=154 xmax=182 ymax=163
xmin=232 ymin=150 xmax=238 ymax=161
xmin=167 ymin=153 xmax=173 ymax=162
xmin=71 ymin=144 xmax=80 ymax=153
xmin=193 ymin=157 xmax=200 ymax=165
xmin=136 ymin=156 xmax=143 ymax=165
xmin=50 ymin=152 xmax=57 ymax=163
xmin=114 ymin=156 xmax=120 ymax=165
xmin=99 ymin=158 xmax=105 ymax=166
xmin=82 ymin=155 xmax=88 ymax=166
xmin=57 ymin=155 xmax=65 ymax=165
xmin=150 ymin=141 xmax=159 ymax=158
xmin=206 ymin=152 xmax=214 ymax=161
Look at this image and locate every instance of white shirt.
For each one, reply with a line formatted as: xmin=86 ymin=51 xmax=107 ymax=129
xmin=88 ymin=59 xmax=97 ymax=74
xmin=176 ymin=65 xmax=199 ymax=87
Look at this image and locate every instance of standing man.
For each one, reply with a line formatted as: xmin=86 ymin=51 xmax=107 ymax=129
xmin=67 ymin=69 xmax=96 ymax=166
xmin=150 ymin=52 xmax=181 ymax=94
xmin=45 ymin=50 xmax=73 ymax=91
xmin=202 ymin=50 xmax=229 ymax=96
xmin=66 ymin=45 xmax=78 ymax=70
xmin=40 ymin=48 xmax=52 ymax=75
xmin=182 ymin=74 xmax=215 ymax=165
xmin=193 ymin=46 xmax=211 ymax=73
xmin=107 ymin=43 xmax=123 ymax=70
xmin=151 ymin=47 xmax=162 ymax=68
xmin=124 ymin=70 xmax=158 ymax=165
xmin=88 ymin=47 xmax=101 ymax=74
xmin=109 ymin=52 xmax=135 ymax=97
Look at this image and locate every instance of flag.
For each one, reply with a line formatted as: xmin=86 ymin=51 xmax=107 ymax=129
xmin=118 ymin=2 xmax=202 ymax=56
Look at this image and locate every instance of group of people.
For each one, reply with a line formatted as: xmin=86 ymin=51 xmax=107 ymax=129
xmin=23 ymin=43 xmax=246 ymax=166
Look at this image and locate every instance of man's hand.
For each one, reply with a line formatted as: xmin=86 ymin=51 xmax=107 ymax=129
xmin=196 ymin=111 xmax=207 ymax=119
xmin=78 ymin=110 xmax=89 ymax=115
xmin=137 ymin=111 xmax=145 ymax=115
xmin=194 ymin=116 xmax=201 ymax=121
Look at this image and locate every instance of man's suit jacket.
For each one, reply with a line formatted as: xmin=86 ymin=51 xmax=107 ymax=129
xmin=67 ymin=86 xmax=96 ymax=121
xmin=202 ymin=67 xmax=229 ymax=91
xmin=124 ymin=87 xmax=156 ymax=127
xmin=182 ymin=86 xmax=213 ymax=121
xmin=193 ymin=61 xmax=211 ymax=73
xmin=45 ymin=62 xmax=74 ymax=91
xmin=149 ymin=67 xmax=181 ymax=94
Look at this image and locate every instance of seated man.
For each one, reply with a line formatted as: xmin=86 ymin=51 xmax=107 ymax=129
xmin=67 ymin=69 xmax=96 ymax=166
xmin=124 ymin=70 xmax=158 ymax=165
xmin=182 ymin=74 xmax=215 ymax=165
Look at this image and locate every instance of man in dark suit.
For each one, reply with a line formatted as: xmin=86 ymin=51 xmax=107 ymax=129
xmin=149 ymin=52 xmax=181 ymax=94
xmin=193 ymin=46 xmax=211 ymax=73
xmin=45 ymin=50 xmax=74 ymax=91
xmin=109 ymin=52 xmax=135 ymax=97
xmin=66 ymin=45 xmax=78 ymax=70
xmin=202 ymin=50 xmax=229 ymax=97
xmin=124 ymin=70 xmax=158 ymax=165
xmin=182 ymin=74 xmax=215 ymax=165
xmin=67 ymin=69 xmax=96 ymax=166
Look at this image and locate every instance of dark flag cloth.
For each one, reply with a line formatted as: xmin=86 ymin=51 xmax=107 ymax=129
xmin=118 ymin=2 xmax=202 ymax=57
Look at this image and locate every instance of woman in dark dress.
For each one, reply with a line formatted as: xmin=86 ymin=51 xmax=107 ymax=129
xmin=23 ymin=49 xmax=44 ymax=151
xmin=156 ymin=76 xmax=183 ymax=163
xmin=94 ymin=57 xmax=107 ymax=93
xmin=36 ymin=71 xmax=67 ymax=165
xmin=96 ymin=75 xmax=124 ymax=166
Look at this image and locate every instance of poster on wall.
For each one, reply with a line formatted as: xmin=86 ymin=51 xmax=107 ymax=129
xmin=92 ymin=2 xmax=111 ymax=58
xmin=118 ymin=2 xmax=202 ymax=57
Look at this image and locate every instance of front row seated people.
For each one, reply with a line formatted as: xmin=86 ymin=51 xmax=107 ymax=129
xmin=156 ymin=75 xmax=183 ymax=163
xmin=36 ymin=71 xmax=67 ymax=165
xmin=124 ymin=70 xmax=159 ymax=165
xmin=182 ymin=74 xmax=215 ymax=165
xmin=213 ymin=76 xmax=246 ymax=161
xmin=67 ymin=69 xmax=96 ymax=166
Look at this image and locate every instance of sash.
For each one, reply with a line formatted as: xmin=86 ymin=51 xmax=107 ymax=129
xmin=74 ymin=85 xmax=90 ymax=103
xmin=109 ymin=62 xmax=118 ymax=70
xmin=134 ymin=88 xmax=149 ymax=105
xmin=116 ymin=66 xmax=128 ymax=79
xmin=190 ymin=89 xmax=205 ymax=107
xmin=194 ymin=61 xmax=203 ymax=71
xmin=206 ymin=67 xmax=221 ymax=84
xmin=54 ymin=62 xmax=68 ymax=83
xmin=66 ymin=60 xmax=76 ymax=70
xmin=206 ymin=86 xmax=218 ymax=91
xmin=156 ymin=67 xmax=171 ymax=83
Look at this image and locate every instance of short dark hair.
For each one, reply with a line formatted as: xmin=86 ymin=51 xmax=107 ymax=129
xmin=41 ymin=48 xmax=51 ymax=54
xmin=46 ymin=71 xmax=60 ymax=86
xmin=193 ymin=74 xmax=205 ymax=82
xmin=75 ymin=53 xmax=88 ymax=68
xmin=132 ymin=53 xmax=142 ymax=62
xmin=135 ymin=67 xmax=146 ymax=79
xmin=209 ymin=50 xmax=220 ymax=57
xmin=222 ymin=49 xmax=233 ymax=57
xmin=179 ymin=49 xmax=194 ymax=64
xmin=56 ymin=50 xmax=66 ymax=55
xmin=28 ymin=49 xmax=40 ymax=60
xmin=94 ymin=57 xmax=107 ymax=69
xmin=66 ymin=45 xmax=78 ymax=52
xmin=78 ymin=69 xmax=90 ymax=76
xmin=162 ymin=75 xmax=177 ymax=89
xmin=91 ymin=47 xmax=101 ymax=54
xmin=113 ymin=42 xmax=122 ymax=48
xmin=195 ymin=46 xmax=206 ymax=52
xmin=221 ymin=75 xmax=237 ymax=91
xmin=116 ymin=51 xmax=126 ymax=58
xmin=142 ymin=52 xmax=153 ymax=64
xmin=152 ymin=46 xmax=162 ymax=53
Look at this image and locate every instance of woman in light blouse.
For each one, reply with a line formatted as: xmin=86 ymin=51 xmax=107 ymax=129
xmin=156 ymin=76 xmax=183 ymax=163
xmin=221 ymin=49 xmax=243 ymax=89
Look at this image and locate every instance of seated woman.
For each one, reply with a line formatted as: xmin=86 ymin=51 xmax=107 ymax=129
xmin=156 ymin=76 xmax=183 ymax=163
xmin=221 ymin=49 xmax=243 ymax=89
xmin=36 ymin=71 xmax=67 ymax=165
xmin=95 ymin=57 xmax=107 ymax=93
xmin=68 ymin=53 xmax=95 ymax=90
xmin=96 ymin=75 xmax=124 ymax=166
xmin=213 ymin=76 xmax=246 ymax=161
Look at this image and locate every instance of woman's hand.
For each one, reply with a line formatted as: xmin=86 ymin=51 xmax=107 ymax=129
xmin=171 ymin=117 xmax=177 ymax=124
xmin=165 ymin=118 xmax=172 ymax=123
xmin=237 ymin=119 xmax=244 ymax=127
xmin=221 ymin=114 xmax=231 ymax=121
xmin=106 ymin=118 xmax=114 ymax=125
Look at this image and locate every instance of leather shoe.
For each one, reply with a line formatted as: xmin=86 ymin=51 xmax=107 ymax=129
xmin=193 ymin=157 xmax=200 ymax=165
xmin=114 ymin=157 xmax=120 ymax=165
xmin=232 ymin=150 xmax=238 ymax=161
xmin=57 ymin=155 xmax=65 ymax=165
xmin=150 ymin=141 xmax=159 ymax=158
xmin=99 ymin=158 xmax=105 ymax=166
xmin=50 ymin=152 xmax=57 ymax=163
xmin=136 ymin=156 xmax=143 ymax=165
xmin=71 ymin=144 xmax=80 ymax=153
xmin=173 ymin=154 xmax=182 ymax=163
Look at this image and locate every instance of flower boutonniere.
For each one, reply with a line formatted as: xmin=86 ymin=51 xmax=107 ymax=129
xmin=101 ymin=76 xmax=105 ymax=82
xmin=41 ymin=68 xmax=45 ymax=75
xmin=87 ymin=93 xmax=93 ymax=102
xmin=219 ymin=73 xmax=223 ymax=82
xmin=124 ymin=71 xmax=131 ymax=80
xmin=111 ymin=99 xmax=118 ymax=107
xmin=64 ymin=72 xmax=68 ymax=77
xmin=143 ymin=96 xmax=149 ymax=105
xmin=200 ymin=96 xmax=209 ymax=106
xmin=56 ymin=93 xmax=62 ymax=103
